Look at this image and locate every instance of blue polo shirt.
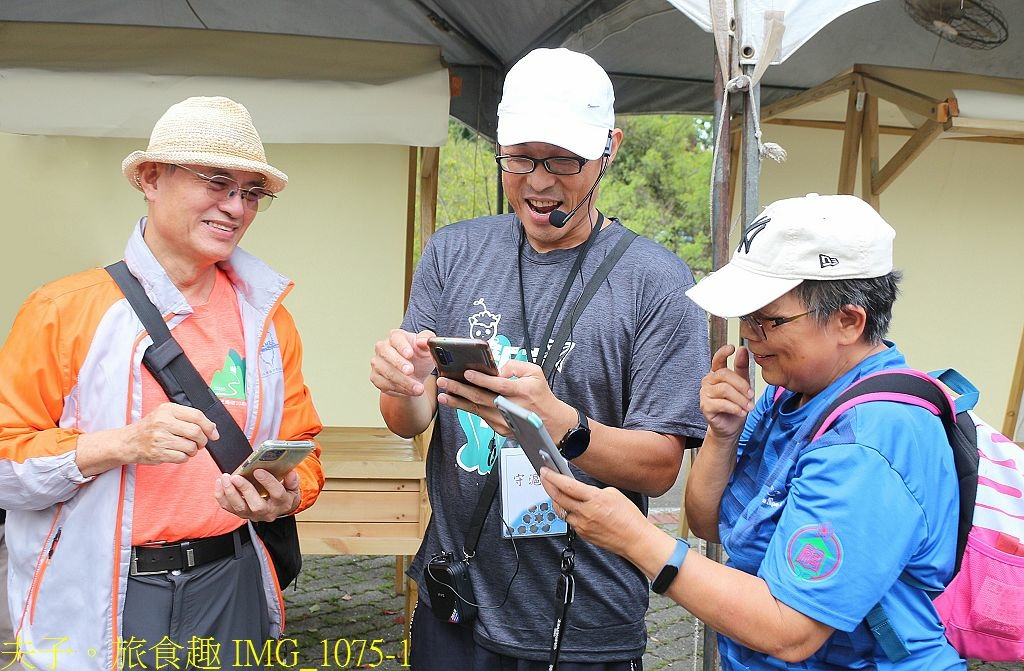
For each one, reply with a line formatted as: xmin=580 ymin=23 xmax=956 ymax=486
xmin=718 ymin=344 xmax=965 ymax=670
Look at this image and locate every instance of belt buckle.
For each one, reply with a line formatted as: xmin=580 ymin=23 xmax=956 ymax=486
xmin=181 ymin=540 xmax=195 ymax=570
xmin=130 ymin=540 xmax=174 ymax=577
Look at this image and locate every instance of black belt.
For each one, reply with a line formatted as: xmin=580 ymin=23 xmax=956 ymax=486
xmin=130 ymin=527 xmax=249 ymax=576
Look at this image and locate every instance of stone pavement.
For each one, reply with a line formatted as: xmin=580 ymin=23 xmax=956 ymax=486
xmin=282 ymin=513 xmax=1020 ymax=671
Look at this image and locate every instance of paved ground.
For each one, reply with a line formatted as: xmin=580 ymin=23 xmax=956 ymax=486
xmin=281 ymin=470 xmax=1020 ymax=670
xmin=282 ymin=524 xmax=1020 ymax=670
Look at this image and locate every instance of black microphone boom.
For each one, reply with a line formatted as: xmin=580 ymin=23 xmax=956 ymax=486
xmin=549 ymin=209 xmax=570 ymax=228
xmin=546 ymin=143 xmax=613 ymax=228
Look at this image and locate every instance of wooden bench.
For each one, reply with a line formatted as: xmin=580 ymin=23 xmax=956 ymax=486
xmin=296 ymin=426 xmax=430 ymax=629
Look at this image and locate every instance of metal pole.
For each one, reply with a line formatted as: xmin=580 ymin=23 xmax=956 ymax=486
xmin=701 ymin=40 xmax=733 ymax=671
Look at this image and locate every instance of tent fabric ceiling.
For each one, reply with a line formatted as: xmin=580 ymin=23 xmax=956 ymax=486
xmin=1 ymin=0 xmax=1022 ymax=140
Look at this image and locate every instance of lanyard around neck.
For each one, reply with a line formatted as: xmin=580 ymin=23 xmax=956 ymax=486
xmin=517 ymin=213 xmax=605 ymax=371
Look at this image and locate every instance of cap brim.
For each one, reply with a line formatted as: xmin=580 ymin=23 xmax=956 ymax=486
xmin=685 ymin=264 xmax=802 ymax=318
xmin=497 ymin=113 xmax=608 ymax=160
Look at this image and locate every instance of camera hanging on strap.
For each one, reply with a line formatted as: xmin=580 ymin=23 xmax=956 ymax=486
xmin=423 ymin=437 xmax=499 ymax=625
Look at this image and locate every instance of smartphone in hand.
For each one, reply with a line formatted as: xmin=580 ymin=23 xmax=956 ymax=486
xmin=494 ymin=396 xmax=575 ymax=478
xmin=427 ymin=337 xmax=499 ymax=383
xmin=233 ymin=439 xmax=315 ymax=496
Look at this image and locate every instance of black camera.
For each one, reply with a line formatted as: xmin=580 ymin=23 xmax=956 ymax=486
xmin=423 ymin=552 xmax=477 ymax=625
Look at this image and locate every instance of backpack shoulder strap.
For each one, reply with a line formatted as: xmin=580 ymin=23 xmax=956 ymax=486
xmin=808 ymin=369 xmax=980 ymax=663
xmin=808 ymin=369 xmax=955 ymax=442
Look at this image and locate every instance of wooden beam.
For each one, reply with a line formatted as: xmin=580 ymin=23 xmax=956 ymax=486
xmin=763 ymin=117 xmax=1024 ymax=145
xmin=760 ymin=72 xmax=857 ymax=122
xmin=860 ymin=94 xmax=880 ymax=210
xmin=871 ymin=119 xmax=947 ymax=196
xmin=860 ymin=74 xmax=949 ymax=122
xmin=838 ymin=87 xmax=865 ymax=194
xmin=404 ymin=146 xmax=417 ymax=309
xmin=766 ymin=117 xmax=911 ymax=135
xmin=418 ymin=146 xmax=440 ymax=253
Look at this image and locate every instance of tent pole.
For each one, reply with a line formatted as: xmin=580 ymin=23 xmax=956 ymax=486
xmin=697 ymin=41 xmax=735 ymax=671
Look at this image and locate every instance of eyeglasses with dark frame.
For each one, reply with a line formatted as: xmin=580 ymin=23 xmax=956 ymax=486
xmin=494 ymin=154 xmax=589 ymax=176
xmin=172 ymin=164 xmax=277 ymax=212
xmin=740 ymin=311 xmax=811 ymax=340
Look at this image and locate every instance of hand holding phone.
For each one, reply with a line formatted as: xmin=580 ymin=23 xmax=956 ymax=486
xmin=428 ymin=337 xmax=499 ymax=384
xmin=233 ymin=440 xmax=315 ymax=496
xmin=494 ymin=396 xmax=575 ymax=478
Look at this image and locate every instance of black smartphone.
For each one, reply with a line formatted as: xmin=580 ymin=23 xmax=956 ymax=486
xmin=427 ymin=337 xmax=499 ymax=383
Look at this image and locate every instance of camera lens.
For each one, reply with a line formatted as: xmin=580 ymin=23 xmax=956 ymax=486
xmin=260 ymin=449 xmax=284 ymax=461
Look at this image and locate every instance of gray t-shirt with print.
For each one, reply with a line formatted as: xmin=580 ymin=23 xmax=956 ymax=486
xmin=403 ymin=214 xmax=709 ymax=662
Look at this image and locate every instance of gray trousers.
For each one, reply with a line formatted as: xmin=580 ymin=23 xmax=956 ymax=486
xmin=122 ymin=534 xmax=271 ymax=670
xmin=0 ymin=525 xmax=12 ymax=644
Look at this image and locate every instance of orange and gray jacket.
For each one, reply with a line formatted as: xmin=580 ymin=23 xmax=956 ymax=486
xmin=0 ymin=218 xmax=323 ymax=669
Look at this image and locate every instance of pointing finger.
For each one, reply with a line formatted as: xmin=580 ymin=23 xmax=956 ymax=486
xmin=710 ymin=344 xmax=737 ymax=373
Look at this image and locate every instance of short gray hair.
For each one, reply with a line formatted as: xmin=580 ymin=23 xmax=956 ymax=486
xmin=793 ymin=271 xmax=903 ymax=345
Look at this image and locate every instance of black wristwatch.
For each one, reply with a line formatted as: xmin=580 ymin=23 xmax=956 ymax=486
xmin=557 ymin=407 xmax=591 ymax=460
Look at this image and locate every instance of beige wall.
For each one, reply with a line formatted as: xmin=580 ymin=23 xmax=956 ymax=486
xmin=0 ymin=133 xmax=409 ymax=428
xmin=755 ymin=125 xmax=1024 ymax=422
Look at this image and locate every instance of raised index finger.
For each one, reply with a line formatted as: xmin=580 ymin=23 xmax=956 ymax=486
xmin=710 ymin=344 xmax=737 ymax=372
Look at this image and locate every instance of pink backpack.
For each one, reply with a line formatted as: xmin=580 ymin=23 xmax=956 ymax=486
xmin=808 ymin=368 xmax=1024 ymax=662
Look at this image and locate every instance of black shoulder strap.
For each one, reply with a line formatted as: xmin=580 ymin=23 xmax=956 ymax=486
xmin=541 ymin=229 xmax=637 ymax=380
xmin=106 ymin=261 xmax=254 ymax=473
xmin=463 ymin=231 xmax=636 ymax=558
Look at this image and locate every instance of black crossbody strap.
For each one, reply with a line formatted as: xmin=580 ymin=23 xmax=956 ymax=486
xmin=541 ymin=229 xmax=637 ymax=380
xmin=106 ymin=261 xmax=253 ymax=473
xmin=462 ymin=438 xmax=500 ymax=559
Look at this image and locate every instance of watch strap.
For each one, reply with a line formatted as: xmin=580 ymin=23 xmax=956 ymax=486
xmin=651 ymin=537 xmax=690 ymax=594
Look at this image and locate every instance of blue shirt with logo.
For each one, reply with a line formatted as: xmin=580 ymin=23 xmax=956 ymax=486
xmin=717 ymin=344 xmax=965 ymax=670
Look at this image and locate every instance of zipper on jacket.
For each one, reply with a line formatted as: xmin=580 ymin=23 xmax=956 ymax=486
xmin=28 ymin=524 xmax=62 ymax=625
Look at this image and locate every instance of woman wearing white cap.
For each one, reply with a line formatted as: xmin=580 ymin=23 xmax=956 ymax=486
xmin=542 ymin=194 xmax=965 ymax=669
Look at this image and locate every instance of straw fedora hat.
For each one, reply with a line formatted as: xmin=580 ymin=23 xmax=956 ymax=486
xmin=122 ymin=96 xmax=288 ymax=194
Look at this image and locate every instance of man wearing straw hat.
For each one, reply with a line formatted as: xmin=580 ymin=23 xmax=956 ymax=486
xmin=0 ymin=96 xmax=323 ymax=669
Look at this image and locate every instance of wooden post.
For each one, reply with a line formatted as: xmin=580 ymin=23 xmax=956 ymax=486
xmin=860 ymin=94 xmax=880 ymax=210
xmin=838 ymin=82 xmax=864 ymax=195
xmin=1003 ymin=325 xmax=1024 ymax=441
xmin=419 ymin=146 xmax=440 ymax=252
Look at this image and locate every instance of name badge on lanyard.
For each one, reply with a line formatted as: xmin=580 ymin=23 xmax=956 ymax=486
xmin=499 ymin=446 xmax=567 ymax=538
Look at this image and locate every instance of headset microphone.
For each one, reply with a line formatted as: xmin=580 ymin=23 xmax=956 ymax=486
xmin=547 ymin=132 xmax=614 ymax=229
xmin=548 ymin=208 xmax=571 ymax=228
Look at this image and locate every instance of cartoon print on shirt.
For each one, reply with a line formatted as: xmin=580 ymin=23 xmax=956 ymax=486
xmin=456 ymin=299 xmax=526 ymax=474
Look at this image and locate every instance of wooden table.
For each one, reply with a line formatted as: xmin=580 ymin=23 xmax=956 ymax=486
xmin=296 ymin=426 xmax=430 ymax=630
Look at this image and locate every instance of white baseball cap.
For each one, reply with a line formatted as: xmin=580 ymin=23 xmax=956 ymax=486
xmin=685 ymin=194 xmax=896 ymax=318
xmin=497 ymin=48 xmax=615 ymax=160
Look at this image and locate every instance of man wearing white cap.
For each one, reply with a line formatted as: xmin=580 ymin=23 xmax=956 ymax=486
xmin=0 ymin=96 xmax=323 ymax=669
xmin=371 ymin=48 xmax=709 ymax=669
xmin=541 ymin=194 xmax=964 ymax=669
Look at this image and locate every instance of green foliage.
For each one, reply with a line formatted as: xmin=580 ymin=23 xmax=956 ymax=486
xmin=435 ymin=121 xmax=500 ymax=227
xmin=427 ymin=116 xmax=713 ymax=275
xmin=600 ymin=115 xmax=713 ymax=276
